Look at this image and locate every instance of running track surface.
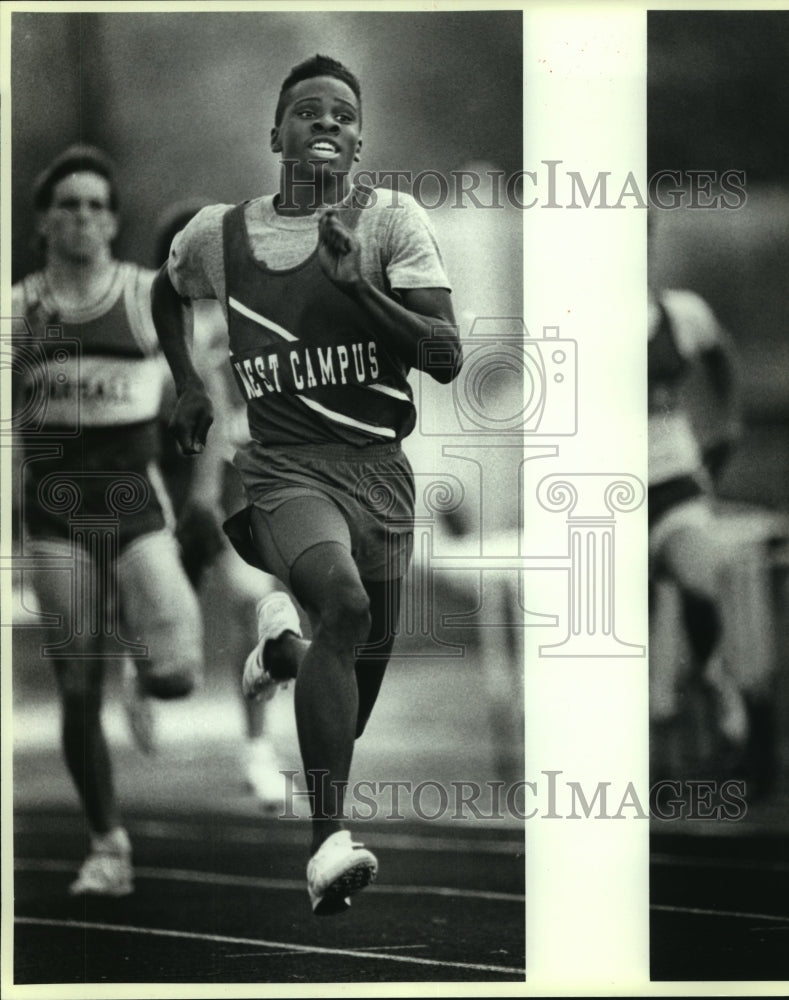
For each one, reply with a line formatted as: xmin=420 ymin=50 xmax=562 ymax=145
xmin=651 ymin=830 xmax=789 ymax=982
xmin=13 ymin=804 xmax=526 ymax=985
xmin=10 ymin=648 xmax=527 ymax=987
xmin=15 ymin=804 xmax=789 ymax=986
xmin=9 ymin=650 xmax=789 ymax=986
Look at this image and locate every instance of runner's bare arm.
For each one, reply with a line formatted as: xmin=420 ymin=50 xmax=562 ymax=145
xmin=317 ymin=209 xmax=462 ymax=384
xmin=150 ymin=263 xmax=214 ymax=455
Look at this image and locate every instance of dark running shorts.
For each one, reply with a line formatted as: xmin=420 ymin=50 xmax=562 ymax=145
xmin=228 ymin=440 xmax=415 ymax=584
xmin=24 ymin=461 xmax=170 ymax=552
xmin=648 ymin=475 xmax=704 ymax=531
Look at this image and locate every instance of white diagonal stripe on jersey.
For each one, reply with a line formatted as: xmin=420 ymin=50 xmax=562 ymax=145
xmin=297 ymin=396 xmax=396 ymax=438
xmin=368 ymin=383 xmax=411 ymax=402
xmin=229 ymin=297 xmax=298 ymax=342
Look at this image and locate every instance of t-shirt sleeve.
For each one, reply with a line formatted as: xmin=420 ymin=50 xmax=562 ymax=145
xmin=11 ymin=281 xmax=25 ymax=318
xmin=380 ymin=192 xmax=452 ymax=292
xmin=167 ymin=204 xmax=230 ymax=302
xmin=11 ymin=276 xmax=46 ymax=335
xmin=664 ymin=289 xmax=725 ymax=356
xmin=11 ymin=281 xmax=29 ymax=333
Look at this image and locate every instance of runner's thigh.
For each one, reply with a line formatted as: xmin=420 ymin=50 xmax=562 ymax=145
xmin=117 ymin=529 xmax=203 ymax=680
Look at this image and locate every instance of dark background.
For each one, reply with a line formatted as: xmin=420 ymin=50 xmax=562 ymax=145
xmin=11 ymin=10 xmax=522 ymax=276
xmin=649 ymin=12 xmax=789 ymax=981
xmin=649 ymin=9 xmax=789 ymax=510
xmin=649 ymin=11 xmax=789 ymax=185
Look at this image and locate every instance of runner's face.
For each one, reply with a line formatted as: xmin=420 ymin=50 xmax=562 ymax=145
xmin=39 ymin=172 xmax=117 ymax=263
xmin=271 ymin=76 xmax=362 ymax=178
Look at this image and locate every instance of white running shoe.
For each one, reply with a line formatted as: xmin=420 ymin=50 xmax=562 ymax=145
xmin=121 ymin=660 xmax=156 ymax=755
xmin=242 ymin=593 xmax=302 ymax=702
xmin=244 ymin=737 xmax=286 ymax=810
xmin=69 ymin=827 xmax=133 ymax=897
xmin=306 ymin=830 xmax=378 ymax=916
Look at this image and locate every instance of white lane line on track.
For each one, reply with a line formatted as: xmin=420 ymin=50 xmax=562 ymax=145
xmin=14 ymin=917 xmax=526 ymax=977
xmin=651 ymin=904 xmax=789 ymax=924
xmin=349 ymin=944 xmax=427 ymax=951
xmin=652 ymin=852 xmax=789 ymax=874
xmin=15 ymin=815 xmax=524 ymax=856
xmin=222 ymin=945 xmax=427 ymax=960
xmin=15 ymin=859 xmax=525 ymax=904
xmin=254 ymin=944 xmax=429 ymax=955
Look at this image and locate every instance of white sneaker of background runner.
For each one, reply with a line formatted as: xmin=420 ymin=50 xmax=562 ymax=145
xmin=69 ymin=827 xmax=133 ymax=897
xmin=244 ymin=737 xmax=287 ymax=809
xmin=242 ymin=592 xmax=302 ymax=701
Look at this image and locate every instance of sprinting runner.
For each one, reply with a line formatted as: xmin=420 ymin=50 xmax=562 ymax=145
xmin=152 ymin=55 xmax=462 ymax=914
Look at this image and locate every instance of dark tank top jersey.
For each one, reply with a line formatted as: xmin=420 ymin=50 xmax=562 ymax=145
xmin=16 ymin=265 xmax=162 ymax=474
xmin=222 ymin=194 xmax=416 ymax=448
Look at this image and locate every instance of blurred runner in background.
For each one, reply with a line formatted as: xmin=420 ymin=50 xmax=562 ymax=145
xmin=154 ymin=202 xmax=290 ymax=808
xmin=12 ymin=146 xmax=203 ymax=896
xmin=648 ymin=271 xmax=747 ymax=778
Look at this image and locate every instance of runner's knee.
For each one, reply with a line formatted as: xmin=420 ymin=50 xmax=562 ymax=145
xmin=142 ymin=665 xmax=196 ymax=699
xmin=141 ymin=638 xmax=202 ymax=699
xmin=315 ymin=584 xmax=371 ymax=650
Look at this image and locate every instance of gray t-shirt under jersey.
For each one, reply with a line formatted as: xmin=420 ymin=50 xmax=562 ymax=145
xmin=168 ymin=188 xmax=451 ymax=315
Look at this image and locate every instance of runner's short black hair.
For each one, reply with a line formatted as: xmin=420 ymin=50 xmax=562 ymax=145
xmin=275 ymin=55 xmax=361 ymax=126
xmin=33 ymin=145 xmax=119 ymax=213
